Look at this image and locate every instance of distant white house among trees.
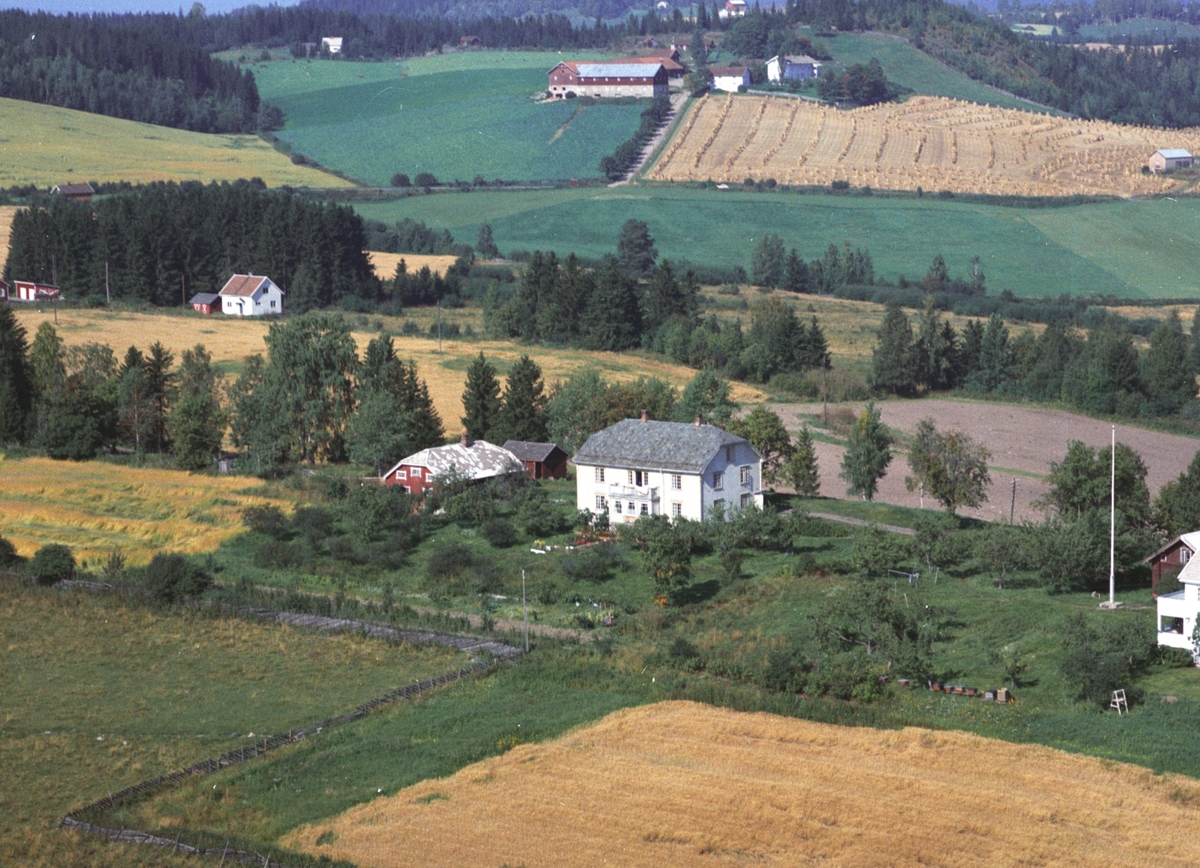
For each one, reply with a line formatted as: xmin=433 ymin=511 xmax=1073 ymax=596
xmin=710 ymin=65 xmax=751 ymax=92
xmin=766 ymin=54 xmax=823 ymax=82
xmin=573 ymin=413 xmax=763 ymax=524
xmin=321 ymin=36 xmax=343 ymax=54
xmin=1156 ymin=535 xmax=1200 ymax=660
xmin=218 ymin=274 xmax=283 ymax=317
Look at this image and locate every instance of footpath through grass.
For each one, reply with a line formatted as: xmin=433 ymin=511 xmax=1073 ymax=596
xmin=355 ymin=186 xmax=1200 ymax=299
xmin=251 ymin=53 xmax=645 ymax=184
xmin=0 ymin=579 xmax=465 ymax=867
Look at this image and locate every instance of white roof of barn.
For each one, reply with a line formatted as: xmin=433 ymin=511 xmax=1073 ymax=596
xmin=576 ymin=62 xmax=663 ymax=78
xmin=383 ymin=440 xmax=523 ymax=482
xmin=1156 ymin=148 xmax=1193 ymax=159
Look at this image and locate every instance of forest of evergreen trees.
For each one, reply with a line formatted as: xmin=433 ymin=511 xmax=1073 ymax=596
xmin=3 ymin=182 xmax=380 ymax=311
xmin=0 ymin=10 xmax=268 ymax=133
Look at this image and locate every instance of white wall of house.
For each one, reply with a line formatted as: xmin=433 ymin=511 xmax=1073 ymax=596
xmin=222 ymin=282 xmax=283 ymax=317
xmin=1158 ymin=576 xmax=1200 ymax=656
xmin=712 ymin=72 xmax=748 ymax=92
xmin=575 ymin=441 xmax=762 ymax=525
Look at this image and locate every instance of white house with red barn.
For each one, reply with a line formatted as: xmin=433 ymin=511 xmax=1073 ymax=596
xmin=548 ymin=61 xmax=669 ymax=99
xmin=383 ymin=435 xmax=525 ymax=494
xmin=13 ymin=280 xmax=61 ymax=302
xmin=218 ymin=274 xmax=283 ymax=317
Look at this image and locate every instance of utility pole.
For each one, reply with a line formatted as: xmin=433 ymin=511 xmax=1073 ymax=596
xmin=181 ymin=275 xmax=186 ymax=309
xmin=437 ymin=298 xmax=442 ymax=354
xmin=105 ymin=260 xmax=110 ymax=304
xmin=1010 ymin=477 xmax=1016 ymax=525
xmin=522 ymin=569 xmax=529 ymax=654
xmin=822 ymin=353 xmax=828 ymax=425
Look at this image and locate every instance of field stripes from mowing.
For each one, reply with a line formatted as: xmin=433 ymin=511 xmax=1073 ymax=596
xmin=649 ymin=94 xmax=1199 ymax=198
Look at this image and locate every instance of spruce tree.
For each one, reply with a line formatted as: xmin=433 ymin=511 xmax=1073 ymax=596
xmin=170 ymin=345 xmax=228 ymax=471
xmin=475 ymin=222 xmax=499 ymax=259
xmin=1144 ymin=312 xmax=1194 ymax=416
xmin=496 ymin=355 xmax=548 ymax=443
xmin=0 ymin=305 xmax=32 ymax=443
xmin=786 ymin=423 xmax=820 ymax=496
xmin=616 ymin=219 xmax=657 ymax=279
xmin=783 ymin=249 xmax=809 ymax=294
xmin=870 ymin=303 xmax=916 ymax=396
xmin=144 ymin=341 xmax=175 ymax=453
xmin=461 ymin=352 xmax=501 ymax=441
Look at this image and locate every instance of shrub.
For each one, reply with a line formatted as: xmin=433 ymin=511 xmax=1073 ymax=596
xmin=144 ymin=553 xmax=212 ymax=604
xmin=254 ymin=541 xmax=306 ymax=569
xmin=414 ymin=172 xmax=438 ymax=187
xmin=391 ymin=172 xmax=411 ymax=187
xmin=0 ymin=535 xmax=22 ymax=569
xmin=28 ymin=544 xmax=75 ymax=585
xmin=243 ymin=505 xmax=289 ymax=539
xmin=292 ymin=506 xmax=334 ymax=547
xmin=444 ymin=488 xmax=494 ymax=525
xmin=561 ymin=543 xmax=625 ymax=583
xmin=426 ymin=542 xmax=475 ymax=581
xmin=481 ymin=518 xmax=519 ymax=548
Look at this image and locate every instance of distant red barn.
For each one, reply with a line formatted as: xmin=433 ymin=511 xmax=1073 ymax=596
xmin=13 ymin=281 xmax=61 ymax=302
xmin=503 ymin=440 xmax=568 ymax=480
xmin=189 ymin=292 xmax=220 ymax=315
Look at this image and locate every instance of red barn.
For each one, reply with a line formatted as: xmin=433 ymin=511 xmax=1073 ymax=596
xmin=1143 ymin=531 xmax=1200 ymax=594
xmin=548 ymin=61 xmax=669 ymax=99
xmin=383 ymin=435 xmax=524 ymax=494
xmin=189 ymin=292 xmax=220 ymax=314
xmin=13 ymin=281 xmax=61 ymax=302
xmin=52 ymin=182 xmax=95 ymax=203
xmin=503 ymin=440 xmax=569 ymax=480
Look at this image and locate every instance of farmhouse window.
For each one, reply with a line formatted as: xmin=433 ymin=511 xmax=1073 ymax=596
xmin=596 ymin=495 xmax=607 ymax=511
xmin=712 ymin=471 xmax=723 ymax=490
xmin=671 ymin=502 xmax=682 ymax=517
xmin=396 ymin=469 xmax=407 ymax=480
xmin=628 ymin=501 xmax=636 ymax=514
xmin=640 ymin=503 xmax=649 ymax=515
xmin=740 ymin=465 xmax=751 ymax=485
xmin=725 ymin=446 xmax=734 ymax=462
xmin=614 ymin=500 xmax=623 ymax=514
xmin=671 ymin=474 xmax=682 ymax=490
xmin=741 ymin=493 xmax=753 ymax=508
xmin=629 ymin=470 xmax=647 ymax=486
xmin=595 ymin=467 xmax=605 ymax=483
xmin=1184 ymin=549 xmax=1192 ymax=564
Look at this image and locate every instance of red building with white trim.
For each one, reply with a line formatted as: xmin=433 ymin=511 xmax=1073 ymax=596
xmin=383 ymin=435 xmax=524 ymax=494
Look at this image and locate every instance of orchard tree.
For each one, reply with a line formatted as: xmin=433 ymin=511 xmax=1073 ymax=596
xmin=839 ymin=401 xmax=893 ymax=501
xmin=1044 ymin=439 xmax=1150 ymax=526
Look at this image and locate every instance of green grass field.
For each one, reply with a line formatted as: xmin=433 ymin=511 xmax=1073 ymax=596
xmin=250 ymin=53 xmax=646 ymax=184
xmin=0 ymin=579 xmax=464 ymax=867
xmin=821 ymin=32 xmax=1046 ymax=111
xmin=0 ymin=97 xmax=349 ymax=190
xmin=354 ymin=186 xmax=1200 ymax=299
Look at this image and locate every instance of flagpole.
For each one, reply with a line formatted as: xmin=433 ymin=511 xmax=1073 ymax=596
xmin=1109 ymin=424 xmax=1115 ymax=607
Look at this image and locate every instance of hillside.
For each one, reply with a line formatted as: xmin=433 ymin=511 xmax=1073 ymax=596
xmin=250 ymin=53 xmax=646 ymax=185
xmin=648 ymin=94 xmax=1197 ymax=198
xmin=287 ymin=700 xmax=1200 ymax=868
xmin=0 ymin=97 xmax=350 ymax=189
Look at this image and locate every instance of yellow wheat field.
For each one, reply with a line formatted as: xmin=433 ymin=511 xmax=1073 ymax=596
xmin=0 ymin=205 xmax=16 ymax=269
xmin=0 ymin=457 xmax=290 ymax=564
xmin=11 ymin=308 xmax=767 ymax=436
xmin=288 ymin=700 xmax=1200 ymax=868
xmin=366 ymin=252 xmax=460 ymax=281
xmin=650 ymin=94 xmax=1200 ymax=197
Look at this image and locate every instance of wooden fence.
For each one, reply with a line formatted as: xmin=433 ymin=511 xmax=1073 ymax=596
xmin=51 ymin=592 xmax=526 ymax=866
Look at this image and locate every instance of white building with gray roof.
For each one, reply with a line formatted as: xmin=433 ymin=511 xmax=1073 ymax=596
xmin=572 ymin=413 xmax=763 ymax=524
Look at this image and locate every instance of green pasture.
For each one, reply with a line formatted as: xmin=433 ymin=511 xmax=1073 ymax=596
xmin=250 ymin=53 xmax=645 ymax=184
xmin=0 ymin=579 xmax=463 ymax=867
xmin=354 ymin=186 xmax=1200 ymax=298
xmin=821 ymin=32 xmax=1045 ymax=112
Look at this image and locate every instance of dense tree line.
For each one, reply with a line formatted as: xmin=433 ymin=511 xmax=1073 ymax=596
xmin=600 ymin=96 xmax=673 ymax=182
xmin=0 ymin=311 xmax=445 ymax=477
xmin=483 ymin=220 xmax=831 ymax=387
xmin=869 ymin=297 xmax=1200 ymax=421
xmin=3 ymin=181 xmax=379 ymax=311
xmin=0 ymin=10 xmax=269 ymax=133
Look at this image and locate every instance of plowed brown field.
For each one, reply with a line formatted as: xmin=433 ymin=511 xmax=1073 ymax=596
xmin=287 ymin=700 xmax=1200 ymax=868
xmin=649 ymin=94 xmax=1200 ymax=197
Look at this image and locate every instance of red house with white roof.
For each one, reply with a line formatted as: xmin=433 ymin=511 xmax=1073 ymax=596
xmin=383 ymin=435 xmax=525 ymax=494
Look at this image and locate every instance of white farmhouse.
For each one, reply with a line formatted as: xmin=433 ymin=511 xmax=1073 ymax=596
xmin=573 ymin=413 xmax=763 ymax=524
xmin=710 ymin=65 xmax=751 ymax=93
xmin=766 ymin=54 xmax=823 ymax=83
xmin=321 ymin=37 xmax=343 ymax=54
xmin=1157 ymin=540 xmax=1200 ymax=660
xmin=218 ymin=274 xmax=284 ymax=317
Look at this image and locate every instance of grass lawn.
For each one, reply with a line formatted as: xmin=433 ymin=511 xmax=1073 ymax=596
xmin=0 ymin=97 xmax=348 ymax=190
xmin=821 ymin=31 xmax=1047 ymax=111
xmin=250 ymin=53 xmax=646 ymax=184
xmin=354 ymin=186 xmax=1200 ymax=298
xmin=0 ymin=579 xmax=465 ymax=868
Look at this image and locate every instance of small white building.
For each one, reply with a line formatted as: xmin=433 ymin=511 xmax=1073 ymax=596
xmin=710 ymin=65 xmax=751 ymax=93
xmin=1157 ymin=537 xmax=1200 ymax=660
xmin=1148 ymin=148 xmax=1193 ymax=172
xmin=719 ymin=0 xmax=746 ymax=19
xmin=321 ymin=37 xmax=343 ymax=55
xmin=767 ymin=54 xmax=823 ymax=83
xmin=218 ymin=274 xmax=283 ymax=317
xmin=573 ymin=413 xmax=763 ymax=524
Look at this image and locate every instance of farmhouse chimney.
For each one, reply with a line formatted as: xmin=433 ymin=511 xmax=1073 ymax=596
xmin=461 ymin=432 xmax=470 ymax=446
xmin=640 ymin=409 xmax=648 ymax=423
xmin=694 ymin=414 xmax=701 ymax=427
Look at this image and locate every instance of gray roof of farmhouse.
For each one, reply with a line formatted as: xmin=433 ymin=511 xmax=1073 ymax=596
xmin=576 ymin=62 xmax=663 ymax=78
xmin=573 ymin=419 xmax=750 ymax=474
xmin=1156 ymin=148 xmax=1193 ymax=158
xmin=503 ymin=440 xmax=564 ymax=462
xmin=383 ymin=440 xmax=524 ymax=481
